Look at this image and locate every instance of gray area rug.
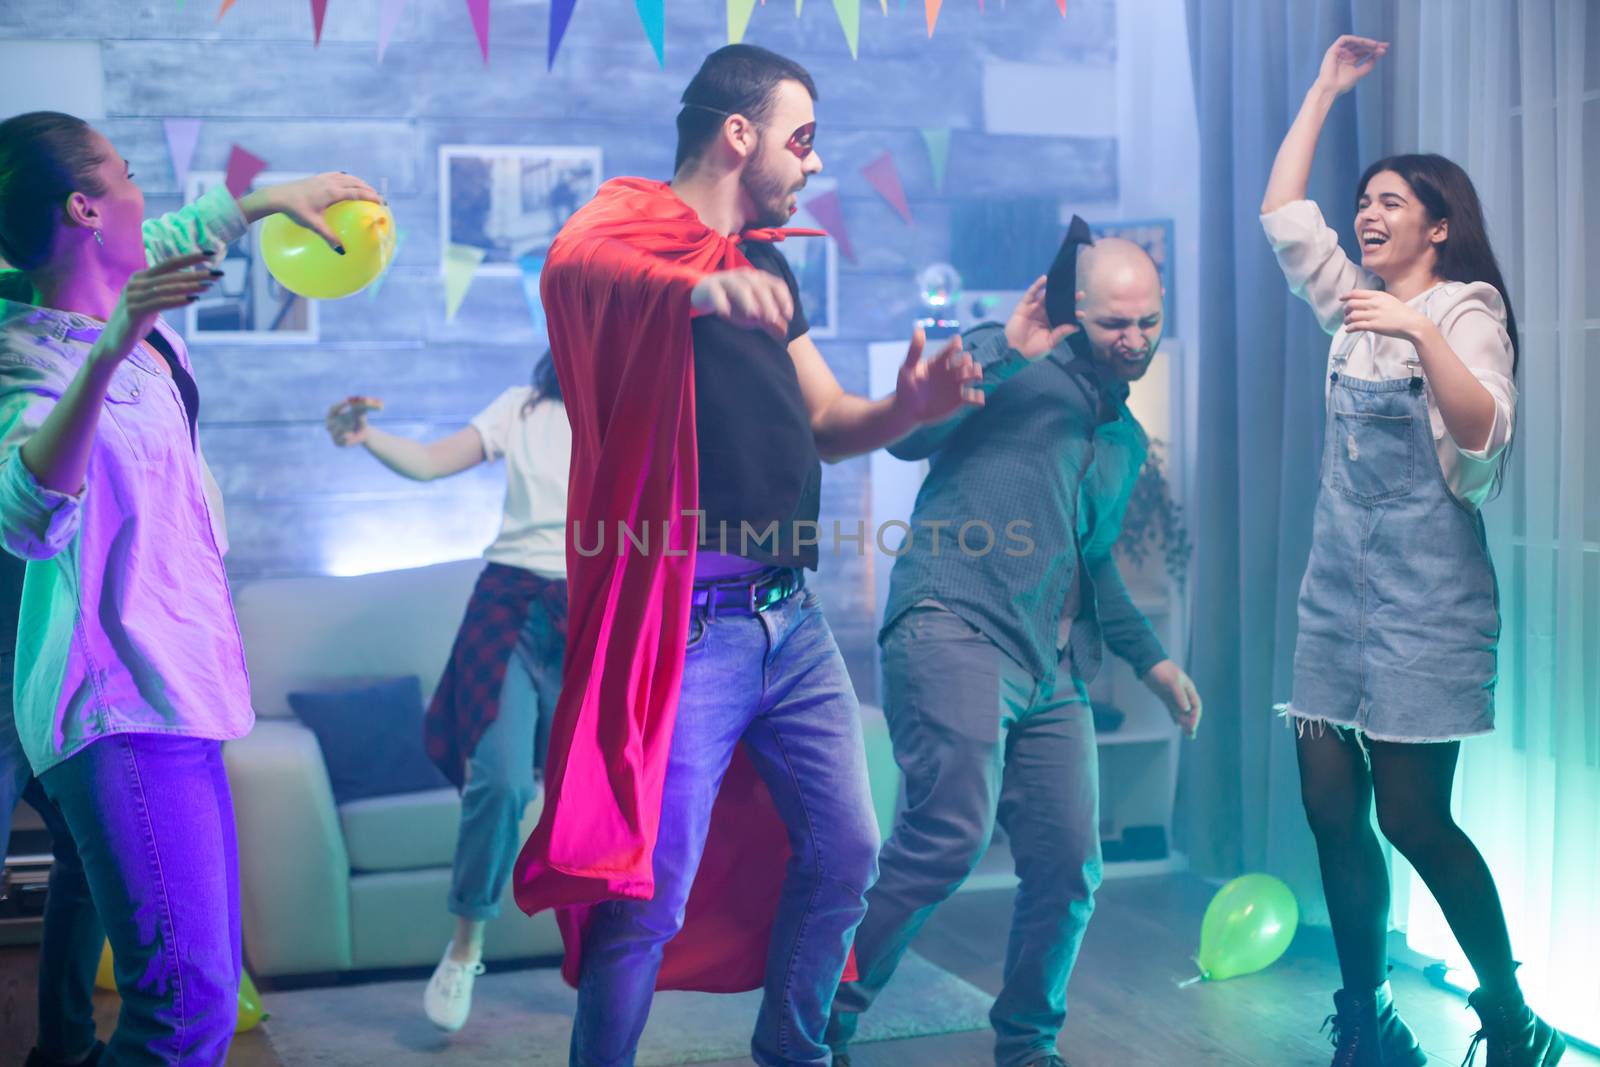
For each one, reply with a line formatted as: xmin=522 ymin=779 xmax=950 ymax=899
xmin=263 ymin=951 xmax=993 ymax=1066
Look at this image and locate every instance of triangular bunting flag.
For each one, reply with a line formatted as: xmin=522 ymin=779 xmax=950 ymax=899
xmin=217 ymin=0 xmax=237 ymax=19
xmin=444 ymin=243 xmax=487 ymax=321
xmin=367 ymin=229 xmax=406 ymax=301
xmin=163 ymin=118 xmax=202 ymax=193
xmin=878 ymin=0 xmax=886 ymax=13
xmin=310 ymin=0 xmax=328 ymax=44
xmin=728 ymin=0 xmax=756 ymax=44
xmin=861 ymin=151 xmax=914 ymax=225
xmin=377 ymin=0 xmax=404 ymax=61
xmin=924 ymin=0 xmax=940 ymax=37
xmin=634 ymin=0 xmax=664 ymax=66
xmin=794 ymin=0 xmax=802 ymax=15
xmin=800 ymin=190 xmax=856 ymax=263
xmin=466 ymin=0 xmax=491 ymax=64
xmin=919 ymin=127 xmax=950 ymax=192
xmin=548 ymin=0 xmax=576 ymax=68
xmin=1057 ymin=0 xmax=1066 ymax=14
xmin=224 ymin=145 xmax=267 ymax=198
xmin=832 ymin=0 xmax=859 ymax=58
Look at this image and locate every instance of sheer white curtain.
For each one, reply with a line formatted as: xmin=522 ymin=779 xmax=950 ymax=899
xmin=1389 ymin=0 xmax=1599 ymax=1046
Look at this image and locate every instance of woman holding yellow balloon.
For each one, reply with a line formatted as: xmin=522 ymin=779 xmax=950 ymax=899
xmin=0 ymin=109 xmax=378 ymax=1066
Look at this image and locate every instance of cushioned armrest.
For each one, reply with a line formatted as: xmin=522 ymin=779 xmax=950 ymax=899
xmin=223 ymin=720 xmax=355 ymax=977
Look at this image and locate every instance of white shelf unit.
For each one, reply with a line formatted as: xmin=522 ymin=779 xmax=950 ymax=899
xmin=866 ymin=338 xmax=1190 ymax=887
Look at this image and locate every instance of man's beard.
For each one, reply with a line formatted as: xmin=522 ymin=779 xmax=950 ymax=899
xmin=1095 ymin=335 xmax=1160 ymax=381
xmin=741 ymin=155 xmax=796 ymax=229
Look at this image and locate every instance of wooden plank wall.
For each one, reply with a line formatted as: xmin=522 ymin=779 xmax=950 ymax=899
xmin=1 ymin=0 xmax=1119 ymax=700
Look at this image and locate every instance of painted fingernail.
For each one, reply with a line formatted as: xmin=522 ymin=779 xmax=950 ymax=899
xmin=209 ymin=269 xmax=225 ymax=276
xmin=335 ymin=245 xmax=347 ymax=255
xmin=187 ymin=294 xmax=201 ymax=302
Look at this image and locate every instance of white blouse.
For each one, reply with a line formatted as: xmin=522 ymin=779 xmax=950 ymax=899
xmin=470 ymin=386 xmax=571 ymax=579
xmin=1261 ymin=199 xmax=1516 ymax=508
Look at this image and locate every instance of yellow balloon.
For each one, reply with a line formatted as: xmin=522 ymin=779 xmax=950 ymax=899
xmin=95 ymin=940 xmax=265 ymax=1033
xmin=235 ymin=969 xmax=267 ymax=1033
xmin=260 ymin=200 xmax=397 ymax=299
xmin=96 ymin=939 xmax=116 ymax=991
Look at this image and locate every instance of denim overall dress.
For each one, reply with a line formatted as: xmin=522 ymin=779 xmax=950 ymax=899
xmin=1285 ymin=331 xmax=1500 ymax=742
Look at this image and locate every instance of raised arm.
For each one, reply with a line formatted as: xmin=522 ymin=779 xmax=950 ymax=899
xmin=1262 ymin=36 xmax=1388 ymax=215
xmin=794 ymin=327 xmax=980 ymax=463
xmin=18 ymin=253 xmax=217 ymax=496
xmin=879 ymin=275 xmax=1076 ymax=462
xmin=325 ymin=398 xmax=485 ymax=482
xmin=143 ymin=173 xmax=381 ymax=263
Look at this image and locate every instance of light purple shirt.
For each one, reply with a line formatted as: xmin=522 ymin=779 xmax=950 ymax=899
xmin=0 ymin=187 xmax=254 ymax=774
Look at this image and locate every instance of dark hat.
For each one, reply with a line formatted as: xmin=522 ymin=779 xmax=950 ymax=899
xmin=1045 ymin=214 xmax=1094 ymax=329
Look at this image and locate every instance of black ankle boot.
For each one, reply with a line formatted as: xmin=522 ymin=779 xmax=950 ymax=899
xmin=1463 ymin=986 xmax=1566 ymax=1066
xmin=1322 ymin=980 xmax=1428 ymax=1067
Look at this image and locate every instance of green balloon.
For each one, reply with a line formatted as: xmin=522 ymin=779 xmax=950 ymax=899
xmin=1196 ymin=874 xmax=1300 ymax=981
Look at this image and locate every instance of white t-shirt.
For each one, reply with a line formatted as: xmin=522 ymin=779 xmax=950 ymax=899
xmin=1261 ymin=199 xmax=1517 ymax=507
xmin=469 ymin=386 xmax=570 ymax=579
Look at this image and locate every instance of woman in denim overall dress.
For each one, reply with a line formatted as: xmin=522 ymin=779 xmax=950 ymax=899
xmin=1259 ymin=37 xmax=1564 ymax=1067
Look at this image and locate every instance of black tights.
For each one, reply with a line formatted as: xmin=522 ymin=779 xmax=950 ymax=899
xmin=1295 ymin=723 xmax=1518 ymax=996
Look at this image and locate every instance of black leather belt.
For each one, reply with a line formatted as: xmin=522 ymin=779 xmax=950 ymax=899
xmin=690 ymin=566 xmax=803 ymax=617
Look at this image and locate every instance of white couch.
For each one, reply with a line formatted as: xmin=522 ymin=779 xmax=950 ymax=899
xmin=223 ymin=559 xmax=899 ymax=979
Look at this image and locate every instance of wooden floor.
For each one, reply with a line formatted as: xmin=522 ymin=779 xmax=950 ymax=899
xmin=2 ymin=874 xmax=1593 ymax=1066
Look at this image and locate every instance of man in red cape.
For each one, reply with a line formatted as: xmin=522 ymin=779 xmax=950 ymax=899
xmin=512 ymin=44 xmax=982 ymax=1067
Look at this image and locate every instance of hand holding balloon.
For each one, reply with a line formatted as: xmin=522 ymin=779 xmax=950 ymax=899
xmin=261 ymin=200 xmax=398 ymax=299
xmin=239 ymin=172 xmax=383 ymax=252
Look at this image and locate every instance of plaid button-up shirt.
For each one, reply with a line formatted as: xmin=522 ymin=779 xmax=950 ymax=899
xmin=882 ymin=323 xmax=1166 ymax=684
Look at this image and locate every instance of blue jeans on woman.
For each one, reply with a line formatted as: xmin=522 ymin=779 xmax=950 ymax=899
xmin=39 ymin=733 xmax=241 ymax=1066
xmin=569 ymin=585 xmax=880 ymax=1067
xmin=1 ymin=651 xmax=103 ymax=1065
xmin=448 ymin=604 xmax=564 ymax=920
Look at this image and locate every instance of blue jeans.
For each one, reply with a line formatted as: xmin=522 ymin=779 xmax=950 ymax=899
xmin=449 ymin=605 xmax=562 ymax=921
xmin=1 ymin=651 xmax=103 ymax=1063
xmin=40 ymin=733 xmax=241 ymax=1066
xmin=570 ymin=586 xmax=880 ymax=1067
xmin=829 ymin=604 xmax=1102 ymax=1067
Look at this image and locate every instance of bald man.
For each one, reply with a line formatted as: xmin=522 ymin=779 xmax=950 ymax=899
xmin=827 ymin=237 xmax=1202 ymax=1067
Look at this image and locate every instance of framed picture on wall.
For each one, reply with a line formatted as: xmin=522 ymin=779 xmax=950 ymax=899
xmin=439 ymin=145 xmax=603 ymax=277
xmin=782 ymin=178 xmax=840 ymax=339
xmin=183 ymin=171 xmax=319 ymax=345
xmin=1090 ymin=218 xmax=1176 ymax=335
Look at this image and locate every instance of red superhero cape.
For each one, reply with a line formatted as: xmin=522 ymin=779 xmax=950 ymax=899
xmin=511 ymin=177 xmax=849 ymax=993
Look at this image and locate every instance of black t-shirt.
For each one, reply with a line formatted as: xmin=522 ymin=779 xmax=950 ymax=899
xmin=144 ymin=330 xmax=199 ymax=446
xmin=691 ymin=241 xmax=820 ymax=570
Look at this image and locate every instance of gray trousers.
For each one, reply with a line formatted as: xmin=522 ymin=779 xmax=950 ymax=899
xmin=828 ymin=603 xmax=1102 ymax=1067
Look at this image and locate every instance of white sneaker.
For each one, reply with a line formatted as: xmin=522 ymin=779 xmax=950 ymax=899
xmin=423 ymin=947 xmax=487 ymax=1032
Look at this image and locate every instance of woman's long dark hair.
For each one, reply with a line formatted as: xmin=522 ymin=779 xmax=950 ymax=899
xmin=1357 ymin=153 xmax=1519 ymax=494
xmin=522 ymin=349 xmax=562 ymax=415
xmin=0 ymin=111 xmax=106 ymax=271
xmin=1356 ymin=154 xmax=1520 ymax=375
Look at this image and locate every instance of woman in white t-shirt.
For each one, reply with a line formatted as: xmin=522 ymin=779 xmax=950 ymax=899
xmin=1260 ymin=37 xmax=1562 ymax=1067
xmin=326 ymin=352 xmax=570 ymax=1034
